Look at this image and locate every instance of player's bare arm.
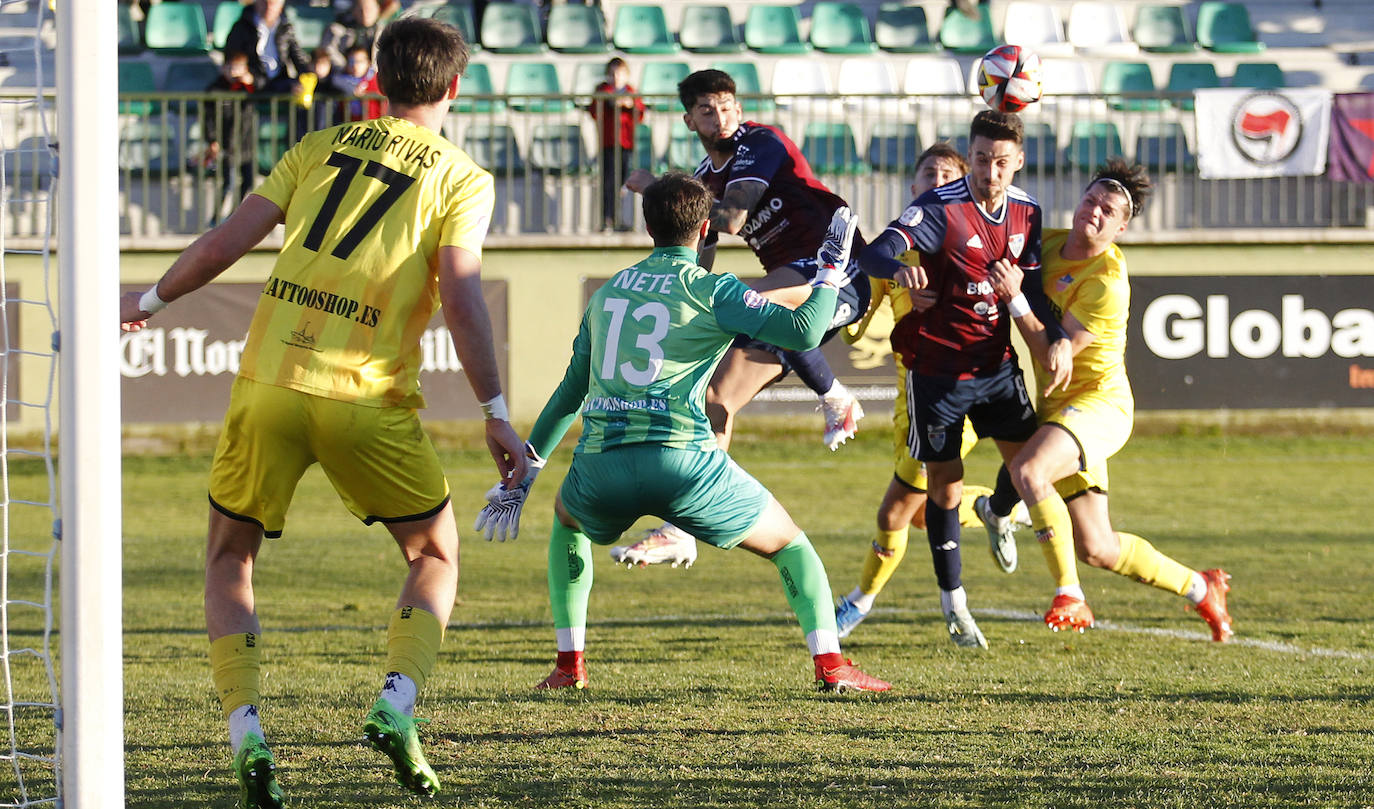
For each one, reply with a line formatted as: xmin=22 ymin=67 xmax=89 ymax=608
xmin=710 ymin=179 xmax=765 ymax=235
xmin=120 ymin=195 xmax=284 ymax=331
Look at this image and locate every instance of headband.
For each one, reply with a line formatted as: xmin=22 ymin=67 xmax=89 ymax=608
xmin=1089 ymin=177 xmax=1137 ymax=219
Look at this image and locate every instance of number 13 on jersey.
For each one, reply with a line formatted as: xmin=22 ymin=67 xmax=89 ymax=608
xmin=599 ymin=297 xmax=669 ymax=386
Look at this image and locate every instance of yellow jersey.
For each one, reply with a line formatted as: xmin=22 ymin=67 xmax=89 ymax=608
xmin=241 ymin=116 xmax=494 ymax=408
xmin=1038 ymin=229 xmax=1132 ymax=409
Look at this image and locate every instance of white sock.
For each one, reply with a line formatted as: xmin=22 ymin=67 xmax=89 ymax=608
xmin=806 ymin=628 xmax=840 ymax=655
xmin=227 ymin=704 xmax=263 ymax=754
xmin=846 ymin=587 xmax=875 ymax=613
xmin=1183 ymin=572 xmax=1207 ymax=604
xmin=555 ymin=626 xmax=585 ymax=653
xmin=380 ymin=672 xmax=418 ymax=716
xmin=821 ymin=380 xmax=848 ymax=400
xmin=940 ymin=586 xmax=967 ymax=615
xmin=1055 ymin=584 xmax=1087 ymax=601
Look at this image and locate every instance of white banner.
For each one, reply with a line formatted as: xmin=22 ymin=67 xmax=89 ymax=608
xmin=1195 ymin=88 xmax=1332 ymax=179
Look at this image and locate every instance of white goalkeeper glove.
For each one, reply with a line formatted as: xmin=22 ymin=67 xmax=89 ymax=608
xmin=812 ymin=206 xmax=858 ymax=289
xmin=474 ymin=441 xmax=546 ymax=542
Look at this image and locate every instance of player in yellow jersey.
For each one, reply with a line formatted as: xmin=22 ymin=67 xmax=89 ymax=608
xmin=985 ymin=158 xmax=1233 ymax=641
xmin=118 ymin=18 xmax=526 ymax=806
xmin=832 ymin=143 xmax=1026 ymax=645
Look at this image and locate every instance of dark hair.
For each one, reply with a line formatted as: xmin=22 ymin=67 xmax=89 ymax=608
xmin=969 ymin=109 xmax=1023 ymax=146
xmin=917 ymin=142 xmax=969 ymax=176
xmin=606 ymin=56 xmax=628 ymax=71
xmin=311 ymin=47 xmax=331 ymax=61
xmin=223 ymin=48 xmax=249 ymax=63
xmin=375 ymin=16 xmax=469 ymax=106
xmin=642 ymin=172 xmax=713 ymax=246
xmin=677 ymin=69 xmax=735 ymax=112
xmin=1090 ymin=157 xmax=1153 ymax=218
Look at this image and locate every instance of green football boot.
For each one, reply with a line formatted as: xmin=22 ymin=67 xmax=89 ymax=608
xmin=362 ymin=697 xmax=440 ymax=796
xmin=233 ymin=731 xmax=284 ymax=809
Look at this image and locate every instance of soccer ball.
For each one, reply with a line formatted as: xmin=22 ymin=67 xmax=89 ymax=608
xmin=976 ymin=45 xmax=1043 ymax=113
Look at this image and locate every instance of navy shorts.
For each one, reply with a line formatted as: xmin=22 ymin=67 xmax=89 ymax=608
xmin=732 ymin=256 xmax=871 ymax=373
xmin=905 ymin=359 xmax=1036 ymax=462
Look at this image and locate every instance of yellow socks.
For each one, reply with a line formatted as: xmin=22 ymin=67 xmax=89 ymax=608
xmin=210 ymin=632 xmax=262 ymax=718
xmin=858 ymin=527 xmax=909 ymax=597
xmin=958 ymin=485 xmax=994 ymax=527
xmin=1111 ymin=532 xmax=1195 ymax=596
xmin=385 ymin=606 xmax=444 ymax=691
xmin=1028 ymin=497 xmax=1079 ymax=589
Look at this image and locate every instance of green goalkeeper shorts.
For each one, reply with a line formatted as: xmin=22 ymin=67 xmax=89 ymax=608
xmin=558 ymin=444 xmax=770 ymax=548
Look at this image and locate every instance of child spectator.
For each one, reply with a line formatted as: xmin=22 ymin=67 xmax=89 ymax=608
xmin=587 ymin=57 xmax=644 ymax=231
xmin=202 ymin=49 xmax=259 ymax=225
xmin=341 ymin=45 xmax=386 ymax=121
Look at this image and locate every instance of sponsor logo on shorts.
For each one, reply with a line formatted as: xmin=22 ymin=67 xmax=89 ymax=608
xmin=926 ymin=426 xmax=947 ymax=452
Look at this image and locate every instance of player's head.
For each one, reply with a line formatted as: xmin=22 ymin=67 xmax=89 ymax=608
xmin=912 ymin=142 xmax=969 ymax=197
xmin=642 ymin=172 xmax=713 ymax=247
xmin=678 ymin=69 xmax=741 ymax=152
xmin=1074 ymin=157 xmax=1152 ymax=247
xmin=967 ymin=110 xmax=1024 ymax=205
xmin=375 ymin=16 xmax=469 ymax=106
xmin=605 ymin=56 xmax=629 ymax=87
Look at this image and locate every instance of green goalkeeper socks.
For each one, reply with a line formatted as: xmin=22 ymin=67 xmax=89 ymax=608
xmin=547 ymin=521 xmax=593 ymax=632
xmin=771 ymin=532 xmax=839 ymax=638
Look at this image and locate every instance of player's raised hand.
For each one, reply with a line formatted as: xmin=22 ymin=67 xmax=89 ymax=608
xmin=474 ymin=441 xmax=545 ymax=541
xmin=623 ymin=168 xmax=656 ymax=194
xmin=988 ymin=258 xmax=1022 ymax=300
xmin=813 ymin=206 xmax=858 ymax=289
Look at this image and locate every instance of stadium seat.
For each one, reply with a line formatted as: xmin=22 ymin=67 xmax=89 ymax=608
xmin=257 ymin=117 xmax=292 ymax=175
xmin=505 ymin=62 xmax=571 ymax=113
xmin=428 ymin=4 xmax=481 ymax=53
xmin=937 ymin=5 xmax=996 ymax=54
xmin=903 ymin=56 xmax=964 ymax=96
xmin=743 ymin=5 xmax=811 ymax=54
xmin=1133 ymin=4 xmax=1195 ymax=53
xmin=546 ymin=4 xmax=610 ymax=53
xmin=118 ymin=59 xmax=158 ymax=115
xmin=1041 ymin=58 xmax=1095 ymax=95
xmin=1134 ymin=120 xmax=1194 ymax=172
xmin=837 ymin=58 xmax=902 ymax=115
xmin=119 ymin=115 xmax=191 ymax=176
xmin=679 ymin=5 xmax=743 ymax=53
xmin=572 ymin=61 xmax=606 ymax=100
xmin=865 ymin=121 xmax=921 ymax=174
xmin=1232 ymin=61 xmax=1285 ymax=89
xmin=1066 ymin=2 xmax=1138 ymax=57
xmin=875 ymin=3 xmax=936 ymax=54
xmin=771 ymin=58 xmax=836 ymax=114
xmin=934 ymin=120 xmax=969 ymax=158
xmin=1100 ymin=61 xmax=1165 ymax=111
xmin=144 ymin=3 xmax=211 ymax=54
xmin=1066 ymin=121 xmax=1124 ymax=171
xmin=163 ymin=59 xmax=221 ymax=93
xmin=665 ymin=120 xmax=706 ymax=170
xmin=801 ymin=122 xmax=868 ymax=175
xmin=212 ymin=1 xmax=243 ymax=50
xmin=529 ymin=123 xmax=592 ymax=175
xmin=118 ymin=4 xmax=142 ymax=54
xmin=810 ymin=2 xmax=878 ymax=54
xmin=453 ymin=62 xmax=503 ymax=113
xmin=287 ymin=6 xmax=334 ymax=51
xmin=1196 ymin=2 xmax=1265 ymax=53
xmin=710 ymin=61 xmax=774 ymax=112
xmin=462 ymin=123 xmax=525 ymax=176
xmin=481 ymin=2 xmax=546 ymax=54
xmin=1021 ymin=121 xmax=1059 ymax=171
xmin=640 ymin=61 xmax=691 ymax=111
xmin=612 ymin=5 xmax=680 ymax=54
xmin=1003 ymin=2 xmax=1073 ymax=58
xmin=1166 ymin=62 xmax=1221 ymax=110
xmin=632 ymin=122 xmax=657 ymax=172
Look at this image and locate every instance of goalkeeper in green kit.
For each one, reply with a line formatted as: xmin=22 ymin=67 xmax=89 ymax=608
xmin=475 ymin=172 xmax=890 ymax=693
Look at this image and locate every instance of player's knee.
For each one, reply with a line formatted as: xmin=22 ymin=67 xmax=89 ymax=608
xmin=1075 ymin=534 xmax=1116 ymax=569
xmin=1008 ymin=456 xmax=1048 ymax=501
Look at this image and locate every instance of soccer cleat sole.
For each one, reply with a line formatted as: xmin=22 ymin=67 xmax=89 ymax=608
xmin=363 ymin=728 xmax=440 ymax=797
xmin=237 ymin=760 xmax=284 ymax=809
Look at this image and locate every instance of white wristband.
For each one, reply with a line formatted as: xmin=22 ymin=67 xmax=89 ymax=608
xmin=479 ymin=393 xmax=509 ymax=421
xmin=139 ymin=285 xmax=168 ymax=315
xmin=1007 ymin=294 xmax=1031 ymax=318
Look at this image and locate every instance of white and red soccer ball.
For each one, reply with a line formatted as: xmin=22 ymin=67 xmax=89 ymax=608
xmin=977 ymin=45 xmax=1043 ymax=113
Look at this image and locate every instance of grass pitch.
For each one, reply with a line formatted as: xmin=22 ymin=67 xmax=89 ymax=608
xmin=34 ymin=421 xmax=1374 ymax=807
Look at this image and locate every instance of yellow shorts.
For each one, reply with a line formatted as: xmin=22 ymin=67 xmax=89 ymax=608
xmin=891 ymin=362 xmax=980 ymax=490
xmin=1041 ymin=390 xmax=1133 ymax=500
xmin=208 ymin=377 xmax=450 ymax=537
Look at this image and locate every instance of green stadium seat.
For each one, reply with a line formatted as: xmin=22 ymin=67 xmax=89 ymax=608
xmin=462 ymin=123 xmax=525 ymax=176
xmin=1133 ymin=4 xmax=1195 ymax=53
xmin=118 ymin=4 xmax=143 ymax=54
xmin=1066 ymin=121 xmax=1124 ymax=172
xmin=1134 ymin=120 xmax=1194 ymax=173
xmin=1101 ymin=61 xmax=1166 ymax=111
xmin=481 ymin=2 xmax=546 ymax=54
xmin=1021 ymin=122 xmax=1058 ymax=171
xmin=163 ymin=60 xmax=221 ymax=93
xmin=612 ymin=5 xmax=680 ymax=54
xmin=1232 ymin=61 xmax=1285 ymax=89
xmin=934 ymin=120 xmax=969 ymax=158
xmin=679 ymin=5 xmax=743 ymax=53
xmin=118 ymin=60 xmax=158 ymax=115
xmin=287 ymin=6 xmax=334 ymax=51
xmin=118 ymin=115 xmax=191 ymax=176
xmin=529 ymin=123 xmax=591 ymax=174
xmin=865 ymin=122 xmax=921 ymax=174
xmin=506 ymin=62 xmax=571 ymax=113
xmin=710 ymin=60 xmax=773 ymax=112
xmin=640 ymin=61 xmax=690 ymax=111
xmin=257 ymin=118 xmax=292 ymax=174
xmin=937 ymin=5 xmax=996 ymax=54
xmin=665 ymin=120 xmax=706 ymax=170
xmin=743 ymin=5 xmax=811 ymax=54
xmin=875 ymin=3 xmax=936 ymax=54
xmin=810 ymin=2 xmax=878 ymax=54
xmin=429 ymin=4 xmax=481 ymax=53
xmin=144 ymin=3 xmax=211 ymax=54
xmin=572 ymin=61 xmax=606 ymax=100
xmin=1196 ymin=2 xmax=1265 ymax=53
xmin=546 ymin=4 xmax=610 ymax=53
xmin=453 ymin=62 xmax=504 ymax=113
xmin=801 ymin=122 xmax=868 ymax=175
xmin=1166 ymin=62 xmax=1221 ymax=110
xmin=212 ymin=2 xmax=243 ymax=50
xmin=631 ymin=123 xmax=657 ymax=172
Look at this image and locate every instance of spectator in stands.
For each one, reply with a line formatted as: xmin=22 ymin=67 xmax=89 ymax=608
xmin=307 ymin=47 xmax=351 ymax=129
xmin=202 ymin=49 xmax=259 ymax=226
xmin=344 ymin=45 xmax=386 ymax=121
xmin=224 ymin=0 xmax=312 ymax=95
xmin=320 ymin=0 xmax=394 ymax=72
xmin=587 ymin=57 xmax=645 ymax=232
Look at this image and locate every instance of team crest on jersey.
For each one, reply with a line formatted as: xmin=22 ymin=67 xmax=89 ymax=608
xmin=966 ymin=233 xmax=984 ymax=250
xmin=1008 ymin=233 xmax=1025 ymax=258
xmin=742 ymin=289 xmax=767 ymax=309
xmin=898 ymin=204 xmax=924 ymax=227
xmin=926 ymin=426 xmax=947 ymax=452
xmin=1056 ymin=273 xmax=1074 ymax=291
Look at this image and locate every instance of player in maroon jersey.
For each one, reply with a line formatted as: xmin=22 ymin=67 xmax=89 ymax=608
xmin=857 ymin=110 xmax=1070 ymax=647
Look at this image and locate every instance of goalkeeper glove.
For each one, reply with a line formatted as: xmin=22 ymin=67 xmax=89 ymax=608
xmin=813 ymin=206 xmax=858 ymax=289
xmin=474 ymin=442 xmax=546 ymax=542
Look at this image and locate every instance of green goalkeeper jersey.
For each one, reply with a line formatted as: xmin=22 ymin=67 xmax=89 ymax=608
xmin=528 ymin=246 xmax=838 ymax=457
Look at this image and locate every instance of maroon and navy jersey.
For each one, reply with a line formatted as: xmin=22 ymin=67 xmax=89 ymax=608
xmin=872 ymin=177 xmax=1044 ymax=379
xmin=694 ymin=121 xmax=859 ymax=271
